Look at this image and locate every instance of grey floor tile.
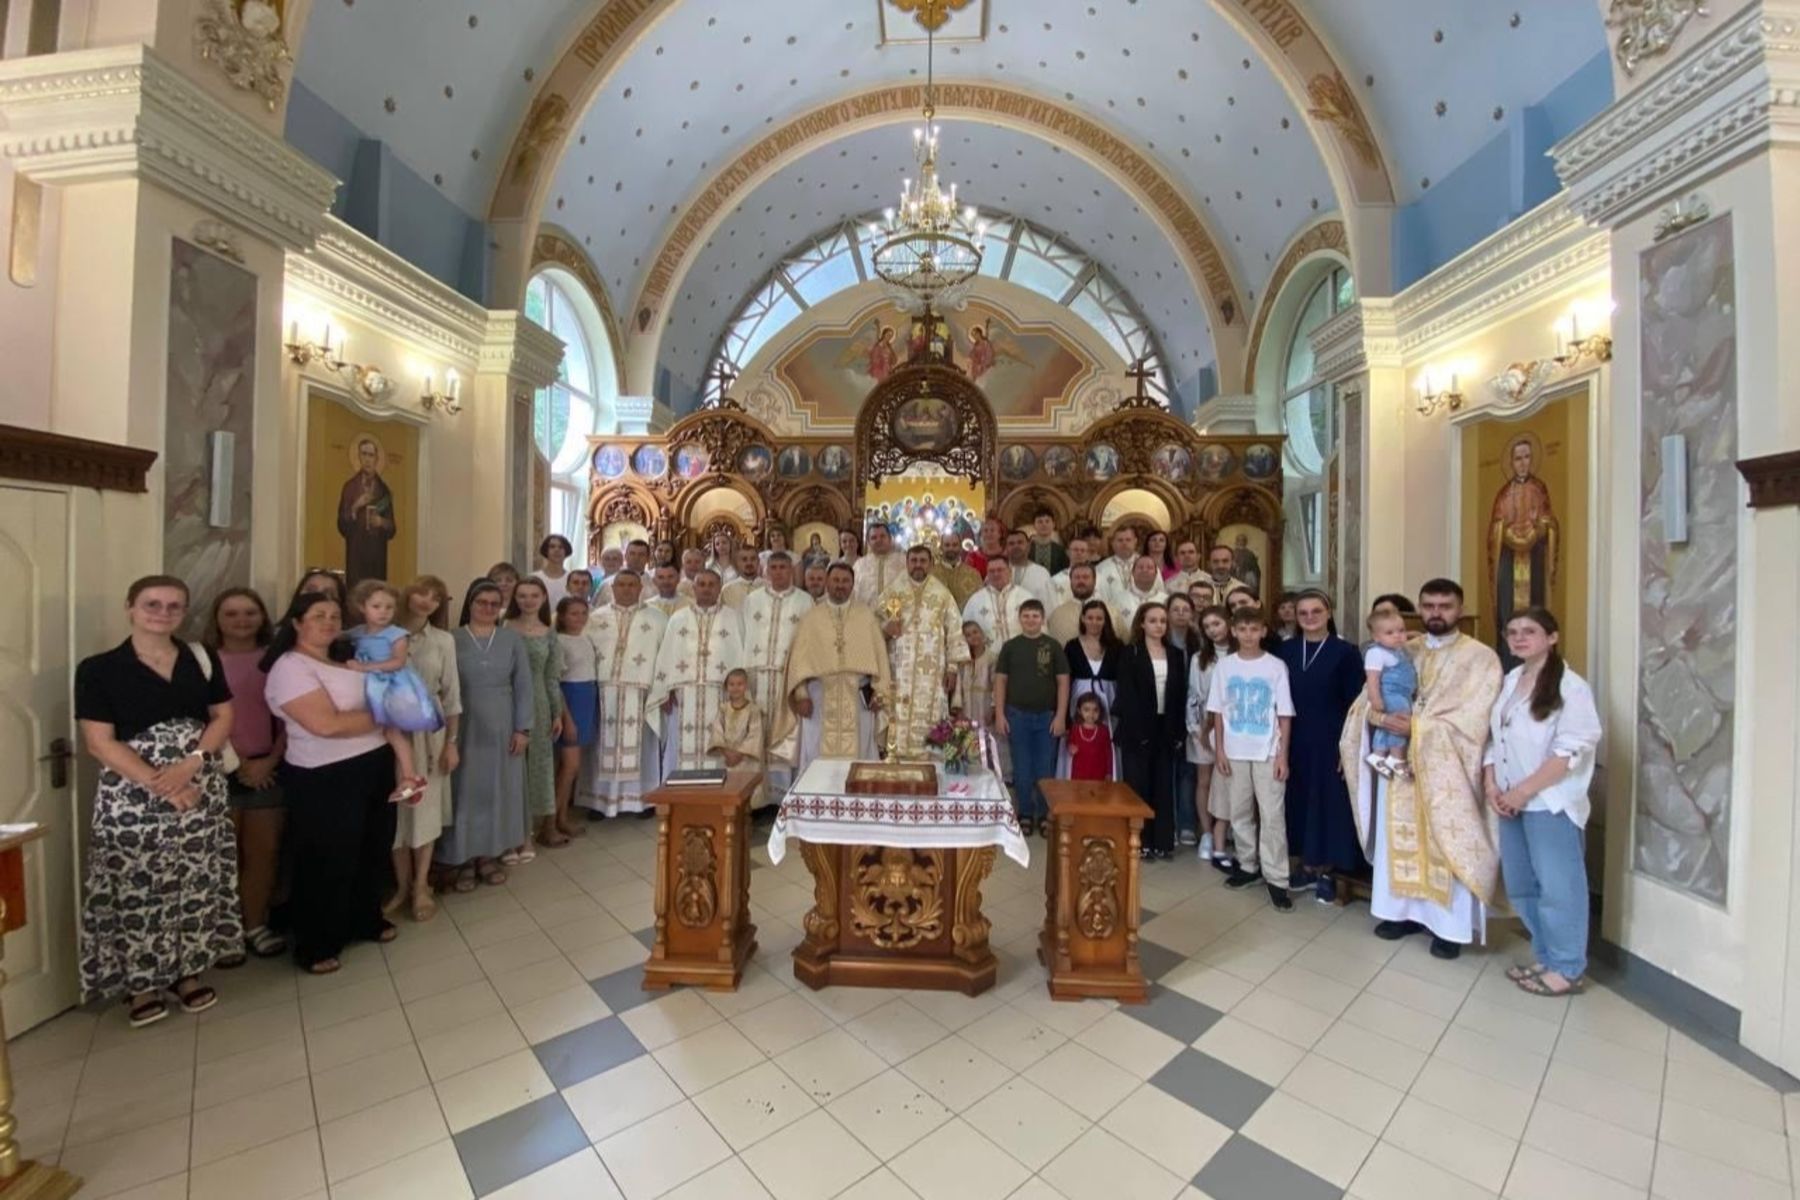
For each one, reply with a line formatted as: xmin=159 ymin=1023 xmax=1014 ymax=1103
xmin=1123 ymin=983 xmax=1224 ymax=1043
xmin=1140 ymin=907 xmax=1159 ymax=922
xmin=1193 ymin=1133 xmax=1343 ymax=1200
xmin=533 ymin=1015 xmax=647 ymax=1089
xmin=1149 ymin=1049 xmax=1273 ymax=1130
xmin=454 ymin=1092 xmax=591 ymax=1196
xmin=1136 ymin=939 xmax=1186 ymax=983
xmin=592 ymin=966 xmax=657 ymax=1015
xmin=633 ymin=926 xmax=656 ymax=949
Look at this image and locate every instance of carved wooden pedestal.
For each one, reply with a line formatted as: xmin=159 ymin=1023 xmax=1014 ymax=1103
xmin=792 ymin=842 xmax=999 ymax=996
xmin=1039 ymin=781 xmax=1152 ymax=1004
xmin=643 ymin=770 xmax=760 ymax=992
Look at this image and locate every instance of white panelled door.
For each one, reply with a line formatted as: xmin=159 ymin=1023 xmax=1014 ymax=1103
xmin=0 ymin=486 xmax=77 ymax=1034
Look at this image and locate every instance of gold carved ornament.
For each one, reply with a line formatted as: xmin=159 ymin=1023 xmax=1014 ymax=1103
xmin=194 ymin=0 xmax=291 ymax=112
xmin=951 ymin=846 xmax=996 ymax=962
xmin=799 ymin=842 xmax=840 ymax=945
xmin=1075 ymin=837 xmax=1121 ymax=940
xmin=1305 ymin=72 xmax=1380 ymax=171
xmin=888 ymin=0 xmax=975 ymax=32
xmin=674 ymin=826 xmax=718 ymax=928
xmin=849 ymin=847 xmax=945 ymax=950
xmin=1607 ymin=0 xmax=1708 ymax=76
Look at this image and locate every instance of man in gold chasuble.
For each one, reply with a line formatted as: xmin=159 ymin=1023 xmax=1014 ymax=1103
xmin=772 ymin=563 xmax=891 ymax=773
xmin=879 ymin=545 xmax=970 ymax=759
xmin=1340 ymin=579 xmax=1502 ymax=959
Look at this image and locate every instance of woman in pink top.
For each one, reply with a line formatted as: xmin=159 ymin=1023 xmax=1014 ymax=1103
xmin=262 ymin=589 xmax=396 ymax=973
xmin=205 ymin=588 xmax=288 ymax=963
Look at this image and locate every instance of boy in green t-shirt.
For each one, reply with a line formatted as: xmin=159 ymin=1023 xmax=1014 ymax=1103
xmin=994 ymin=600 xmax=1070 ymax=836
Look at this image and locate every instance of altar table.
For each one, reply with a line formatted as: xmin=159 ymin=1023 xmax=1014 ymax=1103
xmin=770 ymin=759 xmax=1028 ymax=995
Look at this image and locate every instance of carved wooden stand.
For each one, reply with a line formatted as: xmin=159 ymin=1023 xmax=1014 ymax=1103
xmin=1039 ymin=781 xmax=1152 ymax=1004
xmin=792 ymin=842 xmax=999 ymax=996
xmin=643 ymin=770 xmax=760 ymax=992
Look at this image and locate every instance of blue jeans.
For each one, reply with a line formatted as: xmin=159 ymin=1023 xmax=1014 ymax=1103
xmin=1005 ymin=706 xmax=1055 ymax=821
xmin=1174 ymin=760 xmax=1197 ymax=835
xmin=1497 ymin=810 xmax=1589 ymax=978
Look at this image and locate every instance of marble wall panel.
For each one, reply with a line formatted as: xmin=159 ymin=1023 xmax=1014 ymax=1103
xmin=1634 ymin=214 xmax=1737 ymax=905
xmin=1339 ymin=383 xmax=1364 ymax=623
xmin=163 ymin=238 xmax=256 ymax=637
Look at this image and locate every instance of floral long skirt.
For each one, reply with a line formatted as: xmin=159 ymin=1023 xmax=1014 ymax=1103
xmin=80 ymin=718 xmax=241 ymax=1001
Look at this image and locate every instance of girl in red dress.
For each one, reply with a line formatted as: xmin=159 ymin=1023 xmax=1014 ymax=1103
xmin=1067 ymin=693 xmax=1116 ymax=781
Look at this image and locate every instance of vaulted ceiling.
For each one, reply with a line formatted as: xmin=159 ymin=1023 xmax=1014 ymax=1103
xmin=291 ymin=0 xmax=1608 ymax=392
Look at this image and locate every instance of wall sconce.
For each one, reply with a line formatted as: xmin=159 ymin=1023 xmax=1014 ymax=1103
xmin=285 ymin=318 xmax=395 ymax=404
xmin=1552 ymin=311 xmax=1613 ymax=368
xmin=1416 ymin=369 xmax=1463 ymax=417
xmin=421 ymin=370 xmax=463 ymax=415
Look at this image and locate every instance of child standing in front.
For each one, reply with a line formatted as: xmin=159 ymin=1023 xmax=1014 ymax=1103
xmin=346 ymin=580 xmax=443 ymax=804
xmin=1207 ymin=606 xmax=1296 ymax=911
xmin=1065 ymin=693 xmax=1116 ymax=781
xmin=709 ymin=668 xmax=765 ymax=806
xmin=1362 ymin=610 xmax=1417 ymax=778
xmin=993 ymin=600 xmax=1070 ymax=837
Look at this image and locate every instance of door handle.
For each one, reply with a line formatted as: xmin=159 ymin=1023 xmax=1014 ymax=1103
xmin=37 ymin=736 xmax=72 ymax=790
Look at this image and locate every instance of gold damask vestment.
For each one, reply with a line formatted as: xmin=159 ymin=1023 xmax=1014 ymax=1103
xmin=879 ymin=575 xmax=971 ymax=759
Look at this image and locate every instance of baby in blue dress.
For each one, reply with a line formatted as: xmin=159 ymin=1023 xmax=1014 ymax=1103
xmin=1362 ymin=610 xmax=1417 ymax=778
xmin=347 ymin=581 xmax=444 ymax=804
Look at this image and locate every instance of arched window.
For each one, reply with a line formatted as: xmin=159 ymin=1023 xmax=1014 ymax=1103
xmin=1277 ymin=264 xmax=1354 ymax=579
xmin=526 ymin=270 xmax=619 ymax=559
xmin=704 ymin=214 xmax=1173 ymax=406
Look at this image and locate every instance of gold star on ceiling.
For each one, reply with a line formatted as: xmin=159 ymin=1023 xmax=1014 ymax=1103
xmin=888 ymin=0 xmax=975 ymax=33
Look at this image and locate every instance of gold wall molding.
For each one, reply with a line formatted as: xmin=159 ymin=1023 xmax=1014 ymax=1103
xmin=531 ymin=224 xmax=626 ymax=391
xmin=1243 ymin=218 xmax=1348 ymax=391
xmin=632 ymin=81 xmax=1245 ymax=355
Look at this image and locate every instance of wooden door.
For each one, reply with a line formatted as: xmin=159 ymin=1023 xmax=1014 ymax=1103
xmin=0 ymin=485 xmax=78 ymax=1033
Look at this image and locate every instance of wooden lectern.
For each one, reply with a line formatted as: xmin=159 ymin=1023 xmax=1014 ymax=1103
xmin=0 ymin=824 xmax=81 ymax=1197
xmin=1038 ymin=781 xmax=1152 ymax=1004
xmin=643 ymin=770 xmax=760 ymax=992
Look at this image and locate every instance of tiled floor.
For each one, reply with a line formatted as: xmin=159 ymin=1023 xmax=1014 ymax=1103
xmin=13 ymin=816 xmax=1800 ymax=1199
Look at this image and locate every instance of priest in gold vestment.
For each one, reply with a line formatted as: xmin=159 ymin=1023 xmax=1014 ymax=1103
xmin=646 ymin=570 xmax=745 ymax=773
xmin=771 ymin=563 xmax=891 ymax=773
xmin=879 ymin=545 xmax=970 ymax=759
xmin=1340 ymin=580 xmax=1501 ymax=956
xmin=740 ymin=552 xmax=812 ymax=802
xmin=932 ymin=532 xmax=983 ymax=609
xmin=578 ymin=570 xmax=667 ymax=816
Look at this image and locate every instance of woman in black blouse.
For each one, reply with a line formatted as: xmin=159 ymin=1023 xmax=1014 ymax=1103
xmin=76 ymin=575 xmax=240 ymax=1028
xmin=1113 ymin=601 xmax=1190 ymax=860
xmin=1064 ymin=599 xmax=1121 ymax=725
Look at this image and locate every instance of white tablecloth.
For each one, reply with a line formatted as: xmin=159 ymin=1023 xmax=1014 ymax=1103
xmin=768 ymin=758 xmax=1029 ymax=867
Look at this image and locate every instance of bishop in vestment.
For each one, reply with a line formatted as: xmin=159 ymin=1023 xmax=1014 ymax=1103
xmin=740 ymin=552 xmax=813 ymax=801
xmin=646 ymin=571 xmax=746 ymax=773
xmin=962 ymin=559 xmax=1031 ymax=647
xmin=879 ymin=545 xmax=970 ymax=759
xmin=1340 ymin=580 xmax=1502 ymax=957
xmin=578 ymin=570 xmax=667 ymax=816
xmin=771 ymin=563 xmax=891 ymax=773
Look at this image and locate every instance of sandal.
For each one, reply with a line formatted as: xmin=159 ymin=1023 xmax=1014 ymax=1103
xmin=307 ymin=958 xmax=341 ymax=976
xmin=128 ymin=995 xmax=169 ymax=1029
xmin=537 ymin=828 xmax=571 ymax=849
xmin=515 ymin=846 xmax=538 ymax=864
xmin=1505 ymin=963 xmax=1545 ymax=983
xmin=452 ymin=865 xmax=479 ymax=894
xmin=170 ymin=978 xmax=218 ymax=1015
xmin=412 ymin=889 xmax=438 ymax=923
xmin=214 ymin=951 xmax=248 ymax=970
xmin=375 ymin=921 xmax=399 ymax=944
xmin=382 ymin=889 xmax=407 ymax=918
xmin=499 ymin=849 xmax=522 ymax=866
xmin=1515 ymin=971 xmax=1584 ymax=997
xmin=477 ymin=861 xmax=508 ymax=887
xmin=247 ymin=926 xmax=287 ymax=958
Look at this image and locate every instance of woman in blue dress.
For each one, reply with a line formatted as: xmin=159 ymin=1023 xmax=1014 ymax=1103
xmin=1276 ymin=589 xmax=1367 ymax=901
xmin=347 ymin=580 xmax=444 ymax=804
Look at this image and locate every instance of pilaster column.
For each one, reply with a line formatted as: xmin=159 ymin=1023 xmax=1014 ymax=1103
xmin=476 ymin=312 xmax=564 ymax=569
xmin=1553 ymin=0 xmax=1800 ymax=1066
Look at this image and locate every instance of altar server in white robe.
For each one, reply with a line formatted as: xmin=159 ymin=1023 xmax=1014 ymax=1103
xmin=578 ymin=570 xmax=667 ymax=816
xmin=740 ymin=552 xmax=812 ymax=800
xmin=1093 ymin=525 xmax=1141 ymax=603
xmin=721 ymin=545 xmax=764 ymax=608
xmin=1108 ymin=555 xmax=1170 ymax=635
xmin=962 ymin=558 xmax=1032 ymax=647
xmin=1003 ymin=529 xmax=1055 ymax=606
xmin=1048 ymin=535 xmax=1093 ymax=610
xmin=852 ymin=522 xmax=907 ymax=607
xmin=645 ymin=564 xmax=691 ymax=619
xmin=771 ymin=563 xmax=891 ymax=774
xmin=646 ymin=570 xmax=745 ymax=773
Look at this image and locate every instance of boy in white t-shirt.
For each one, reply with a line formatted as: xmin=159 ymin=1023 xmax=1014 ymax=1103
xmin=1206 ymin=606 xmax=1296 ymax=911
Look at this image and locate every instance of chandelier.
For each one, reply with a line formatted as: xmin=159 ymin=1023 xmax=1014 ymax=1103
xmin=869 ymin=22 xmax=984 ymax=305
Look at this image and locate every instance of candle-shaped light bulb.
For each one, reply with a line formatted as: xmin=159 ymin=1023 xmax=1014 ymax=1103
xmin=1571 ymin=311 xmax=1581 ymax=344
xmin=288 ymin=319 xmax=298 ymax=343
xmin=914 ymin=127 xmax=923 ymax=143
xmin=424 ymin=371 xmax=435 ymax=397
xmin=449 ymin=371 xmax=460 ymax=400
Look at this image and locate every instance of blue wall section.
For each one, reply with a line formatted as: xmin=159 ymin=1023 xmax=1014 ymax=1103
xmin=284 ymin=81 xmax=490 ymax=303
xmin=1391 ymin=50 xmax=1612 ymax=289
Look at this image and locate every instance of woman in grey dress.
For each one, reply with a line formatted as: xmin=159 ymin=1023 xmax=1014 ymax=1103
xmin=438 ymin=579 xmax=532 ymax=889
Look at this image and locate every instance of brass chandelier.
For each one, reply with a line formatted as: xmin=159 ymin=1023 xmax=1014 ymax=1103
xmin=869 ymin=22 xmax=984 ymax=305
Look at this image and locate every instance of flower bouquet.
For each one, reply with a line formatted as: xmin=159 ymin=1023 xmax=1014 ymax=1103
xmin=925 ymin=716 xmax=981 ymax=774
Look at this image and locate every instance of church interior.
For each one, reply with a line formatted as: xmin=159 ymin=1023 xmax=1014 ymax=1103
xmin=2 ymin=1 xmax=1799 ymax=1197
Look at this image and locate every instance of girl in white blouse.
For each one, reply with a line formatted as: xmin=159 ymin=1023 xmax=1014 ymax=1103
xmin=1483 ymin=608 xmax=1602 ymax=997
